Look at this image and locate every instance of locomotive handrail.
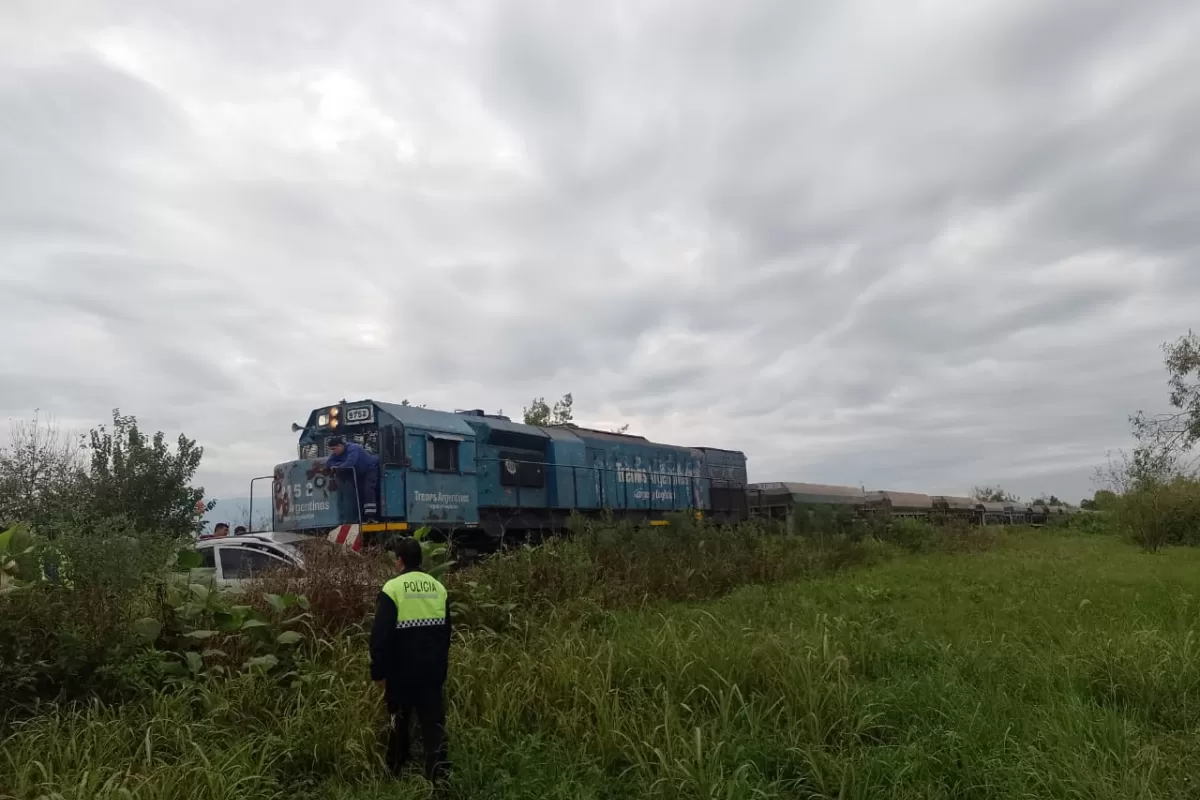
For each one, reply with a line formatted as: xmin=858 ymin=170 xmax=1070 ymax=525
xmin=247 ymin=474 xmax=274 ymax=534
xmin=254 ymin=465 xmax=363 ymax=532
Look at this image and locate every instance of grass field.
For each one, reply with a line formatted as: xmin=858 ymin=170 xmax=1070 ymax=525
xmin=6 ymin=529 xmax=1200 ymax=799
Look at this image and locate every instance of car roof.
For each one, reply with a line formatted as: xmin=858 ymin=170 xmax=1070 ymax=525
xmin=196 ymin=534 xmax=292 ymax=549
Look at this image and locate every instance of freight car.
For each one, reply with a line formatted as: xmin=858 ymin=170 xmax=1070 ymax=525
xmin=746 ymin=482 xmax=867 ymax=519
xmin=866 ymin=491 xmax=934 ymax=518
xmin=932 ymin=496 xmax=980 ymax=522
xmin=252 ymin=399 xmax=748 ymax=552
xmin=745 ymin=483 xmax=1082 ymax=527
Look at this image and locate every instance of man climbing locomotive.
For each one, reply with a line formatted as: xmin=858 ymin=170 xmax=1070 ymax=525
xmin=323 ymin=435 xmax=380 ymax=523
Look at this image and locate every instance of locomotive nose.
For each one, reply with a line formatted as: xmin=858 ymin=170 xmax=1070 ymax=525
xmin=272 ymin=458 xmax=348 ymax=531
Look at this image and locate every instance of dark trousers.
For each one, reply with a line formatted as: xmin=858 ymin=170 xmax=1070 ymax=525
xmin=386 ymin=683 xmax=448 ymax=781
xmin=359 ymin=473 xmax=379 ymax=521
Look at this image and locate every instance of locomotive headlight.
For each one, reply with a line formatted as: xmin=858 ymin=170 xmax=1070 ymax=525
xmin=317 ymin=414 xmax=330 ymax=427
xmin=329 ymin=407 xmax=339 ymax=417
xmin=329 ymin=418 xmax=339 ymax=428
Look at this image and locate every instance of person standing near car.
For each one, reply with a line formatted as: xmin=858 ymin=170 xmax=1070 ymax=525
xmin=369 ymin=536 xmax=451 ymax=783
xmin=200 ymin=522 xmax=229 ymax=540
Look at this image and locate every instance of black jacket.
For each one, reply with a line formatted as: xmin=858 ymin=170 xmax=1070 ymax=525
xmin=369 ymin=571 xmax=452 ymax=693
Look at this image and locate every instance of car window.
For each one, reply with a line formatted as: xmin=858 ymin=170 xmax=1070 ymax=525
xmin=198 ymin=547 xmax=216 ymax=569
xmin=218 ymin=546 xmax=286 ymax=580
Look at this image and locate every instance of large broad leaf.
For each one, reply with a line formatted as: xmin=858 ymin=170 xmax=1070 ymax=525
xmin=0 ymin=524 xmax=33 ymax=570
xmin=185 ymin=651 xmax=204 ymax=674
xmin=213 ymin=610 xmax=244 ymax=633
xmin=160 ymin=660 xmax=189 ymax=677
xmin=132 ymin=617 xmax=163 ymax=643
xmin=245 ymin=654 xmax=279 ymax=671
xmin=184 ymin=630 xmax=218 ymax=640
xmin=175 ymin=548 xmax=204 ymax=570
xmin=275 ymin=631 xmax=303 ymax=645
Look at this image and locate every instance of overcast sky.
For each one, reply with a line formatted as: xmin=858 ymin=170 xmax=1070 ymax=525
xmin=2 ymin=0 xmax=1198 ymax=506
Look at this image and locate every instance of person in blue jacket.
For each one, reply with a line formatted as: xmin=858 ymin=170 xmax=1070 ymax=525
xmin=325 ymin=436 xmax=380 ymax=522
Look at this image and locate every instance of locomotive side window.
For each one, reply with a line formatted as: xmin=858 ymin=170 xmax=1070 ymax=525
xmin=497 ymin=448 xmax=546 ymax=488
xmin=380 ymin=425 xmax=405 ymax=466
xmin=429 ymin=436 xmax=460 ymax=472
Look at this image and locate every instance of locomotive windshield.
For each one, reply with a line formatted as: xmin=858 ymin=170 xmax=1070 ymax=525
xmin=297 ymin=402 xmax=381 ymax=459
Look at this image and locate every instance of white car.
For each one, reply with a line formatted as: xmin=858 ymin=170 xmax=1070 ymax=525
xmin=193 ymin=533 xmax=304 ymax=587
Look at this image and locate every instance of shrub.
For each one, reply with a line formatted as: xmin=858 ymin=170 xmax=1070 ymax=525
xmin=0 ymin=515 xmax=186 ymax=713
xmin=245 ymin=539 xmax=393 ymax=637
xmin=1112 ymin=476 xmax=1200 ymax=552
xmin=867 ymin=517 xmax=996 ymax=554
xmin=1047 ymin=511 xmax=1112 ymax=535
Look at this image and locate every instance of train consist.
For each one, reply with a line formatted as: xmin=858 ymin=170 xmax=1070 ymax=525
xmin=745 ymin=482 xmax=1083 ymax=527
xmin=254 ymin=398 xmax=1076 ymax=551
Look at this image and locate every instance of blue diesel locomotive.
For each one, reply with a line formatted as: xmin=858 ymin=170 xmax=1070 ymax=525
xmin=254 ymin=399 xmax=748 ymax=550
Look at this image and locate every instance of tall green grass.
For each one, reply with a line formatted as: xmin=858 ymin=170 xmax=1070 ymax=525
xmin=7 ymin=526 xmax=1200 ymax=798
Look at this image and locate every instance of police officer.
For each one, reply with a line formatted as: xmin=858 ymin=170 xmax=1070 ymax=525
xmin=369 ymin=536 xmax=451 ymax=782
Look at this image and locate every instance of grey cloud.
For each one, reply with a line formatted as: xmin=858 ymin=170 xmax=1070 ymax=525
xmin=1 ymin=0 xmax=1199 ymax=506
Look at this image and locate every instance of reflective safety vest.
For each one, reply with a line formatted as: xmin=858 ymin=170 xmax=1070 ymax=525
xmin=381 ymin=570 xmax=448 ymax=629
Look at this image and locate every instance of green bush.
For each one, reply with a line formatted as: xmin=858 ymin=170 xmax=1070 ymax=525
xmin=1112 ymin=476 xmax=1200 ymax=552
xmin=0 ymin=516 xmax=186 ymax=712
xmin=0 ymin=516 xmax=320 ymax=716
xmin=1047 ymin=511 xmax=1112 ymax=535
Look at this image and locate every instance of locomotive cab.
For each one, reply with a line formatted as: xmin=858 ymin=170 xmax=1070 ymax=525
xmin=260 ymin=400 xmax=480 ymax=538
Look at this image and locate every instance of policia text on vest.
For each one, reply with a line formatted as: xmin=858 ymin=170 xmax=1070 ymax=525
xmin=369 ymin=542 xmax=451 ymax=783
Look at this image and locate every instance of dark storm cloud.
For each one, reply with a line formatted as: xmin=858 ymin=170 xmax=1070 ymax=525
xmin=1 ymin=0 xmax=1198 ymax=505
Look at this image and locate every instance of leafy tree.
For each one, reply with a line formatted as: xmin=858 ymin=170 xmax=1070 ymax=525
xmin=1096 ymin=332 xmax=1200 ymax=497
xmin=83 ymin=409 xmax=214 ymax=538
xmin=523 ymin=393 xmax=574 ymax=426
xmin=1132 ymin=330 xmax=1200 ymax=457
xmin=971 ymin=486 xmax=1019 ymax=503
xmin=0 ymin=411 xmax=88 ymax=526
